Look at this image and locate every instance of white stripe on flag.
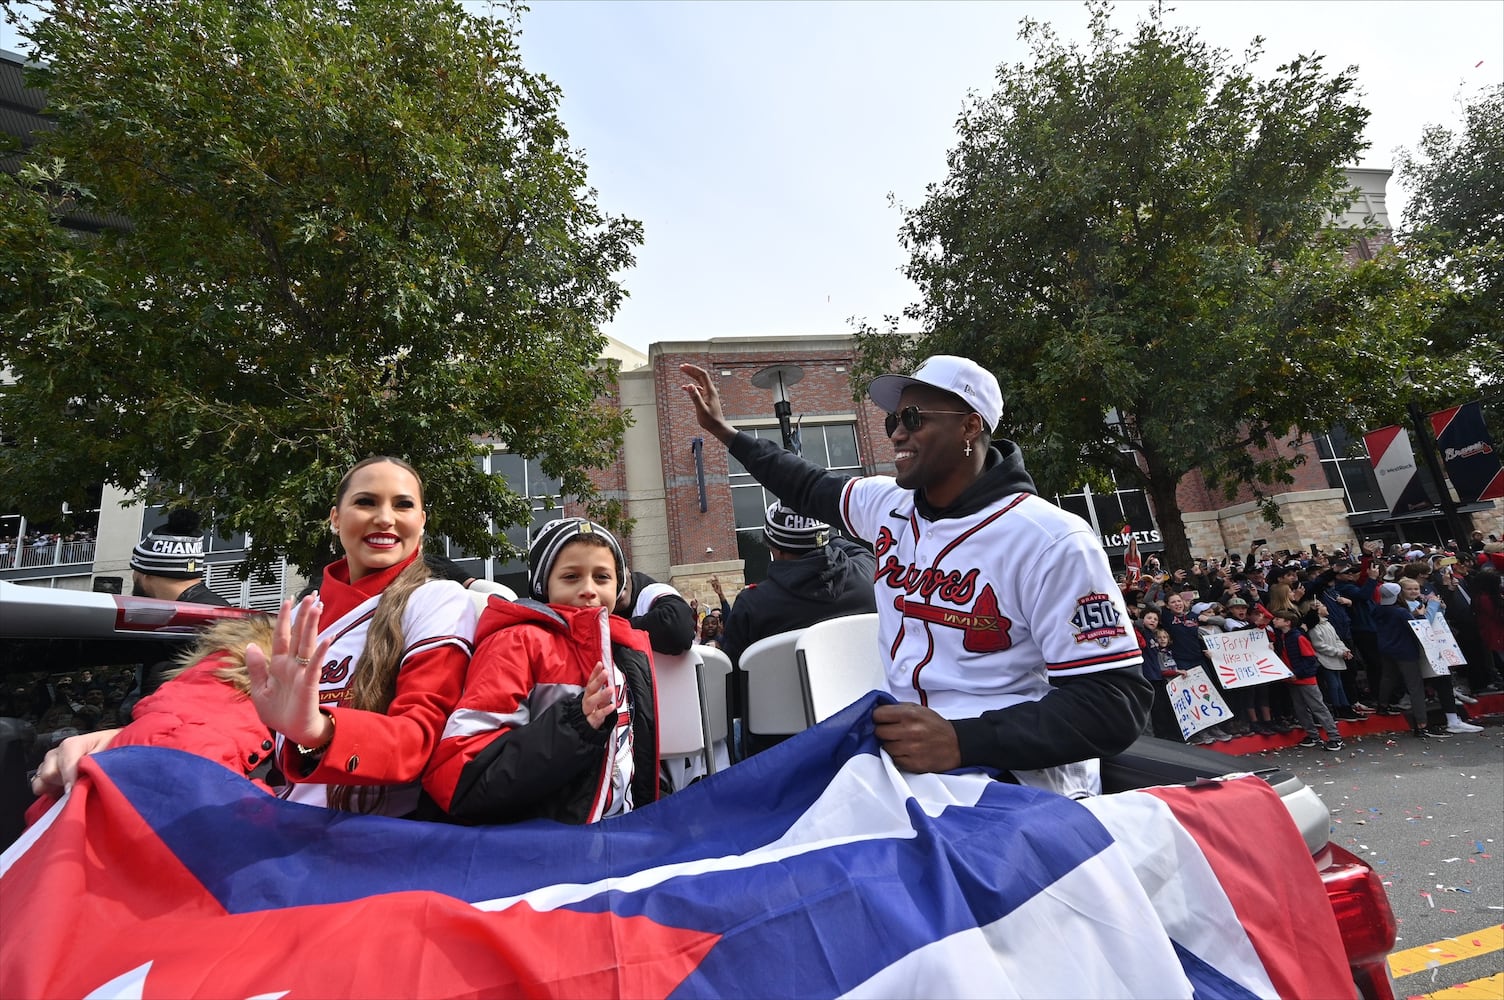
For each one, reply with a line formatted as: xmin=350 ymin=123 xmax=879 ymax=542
xmin=473 ymin=750 xmax=994 ymax=913
xmin=842 ymin=849 xmax=1194 ymax=999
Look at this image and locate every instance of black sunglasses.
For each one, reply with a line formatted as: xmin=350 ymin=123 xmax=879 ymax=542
xmin=884 ymin=405 xmax=971 ymax=437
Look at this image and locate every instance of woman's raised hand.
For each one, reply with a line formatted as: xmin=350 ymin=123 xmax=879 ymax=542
xmin=246 ymin=594 xmax=333 ymax=747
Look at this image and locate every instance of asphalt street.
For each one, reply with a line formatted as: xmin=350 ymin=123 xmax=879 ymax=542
xmin=1236 ymin=711 xmax=1504 ymax=996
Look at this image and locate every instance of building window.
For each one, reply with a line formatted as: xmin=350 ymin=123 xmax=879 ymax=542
xmin=1052 ymin=476 xmax=1160 ymax=559
xmin=439 ymin=450 xmax=563 ymax=598
xmin=727 ymin=424 xmax=862 ymax=583
xmin=1314 ymin=428 xmax=1386 ymax=516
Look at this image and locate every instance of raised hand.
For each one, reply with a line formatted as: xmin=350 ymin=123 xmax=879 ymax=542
xmin=679 ymin=363 xmax=738 ymax=444
xmin=245 ymin=594 xmax=333 ymax=747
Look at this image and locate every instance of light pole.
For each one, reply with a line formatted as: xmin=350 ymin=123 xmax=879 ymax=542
xmin=751 ymin=363 xmax=804 ymax=454
xmin=1406 ymin=400 xmax=1470 ymax=548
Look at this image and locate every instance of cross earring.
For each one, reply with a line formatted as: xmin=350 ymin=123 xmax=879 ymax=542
xmin=964 ymin=440 xmax=973 ymax=457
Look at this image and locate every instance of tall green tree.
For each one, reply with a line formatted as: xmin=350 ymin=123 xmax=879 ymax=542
xmin=856 ymin=2 xmax=1449 ymax=569
xmin=1395 ymin=83 xmax=1504 ymax=407
xmin=0 ymin=0 xmax=641 ymax=575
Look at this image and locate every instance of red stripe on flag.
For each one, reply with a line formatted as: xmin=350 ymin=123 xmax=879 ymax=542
xmin=1144 ymin=778 xmax=1353 ymax=1000
xmin=1430 ymin=405 xmax=1461 ymax=439
xmin=0 ymin=759 xmax=227 ymax=999
xmin=1 ymin=760 xmax=720 ymax=999
xmin=1363 ymin=425 xmax=1403 ymax=468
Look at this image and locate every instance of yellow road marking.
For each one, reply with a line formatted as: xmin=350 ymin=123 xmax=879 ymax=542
xmin=1388 ymin=924 xmax=1503 ymax=978
xmin=1410 ymin=971 xmax=1504 ymax=999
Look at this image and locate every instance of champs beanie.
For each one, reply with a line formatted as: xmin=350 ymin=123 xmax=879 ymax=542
xmin=527 ymin=517 xmax=628 ymax=603
xmin=763 ymin=502 xmax=830 ymax=552
xmin=1378 ymin=582 xmax=1402 ymax=605
xmin=129 ymin=509 xmax=207 ymax=579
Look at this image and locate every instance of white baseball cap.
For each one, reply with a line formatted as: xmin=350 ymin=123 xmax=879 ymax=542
xmin=867 ymin=356 xmax=1003 ymax=431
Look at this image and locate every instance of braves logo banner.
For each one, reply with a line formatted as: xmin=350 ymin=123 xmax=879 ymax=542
xmin=1430 ymin=401 xmax=1504 ymax=503
xmin=1 ymin=696 xmax=1351 ymax=999
xmin=1363 ymin=424 xmax=1431 ymax=515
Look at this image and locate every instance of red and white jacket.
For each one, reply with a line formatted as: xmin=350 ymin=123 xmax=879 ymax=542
xmin=276 ymin=550 xmax=475 ymax=816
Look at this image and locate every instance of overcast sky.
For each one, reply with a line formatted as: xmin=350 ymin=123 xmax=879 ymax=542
xmin=6 ymin=2 xmax=1500 ymax=353
xmin=506 ymin=1 xmax=1502 ymax=353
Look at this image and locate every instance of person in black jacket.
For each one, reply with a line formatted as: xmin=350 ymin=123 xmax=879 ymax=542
xmin=720 ymin=502 xmax=878 ymax=668
xmin=128 ymin=510 xmax=230 ymax=608
xmin=120 ymin=510 xmax=232 ymax=718
xmin=617 ymin=570 xmax=697 ymax=656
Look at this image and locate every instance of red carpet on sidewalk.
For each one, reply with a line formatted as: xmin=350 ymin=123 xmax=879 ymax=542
xmin=1205 ymin=691 xmax=1504 ymax=756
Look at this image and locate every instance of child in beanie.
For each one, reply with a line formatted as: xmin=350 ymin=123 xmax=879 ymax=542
xmin=424 ymin=519 xmax=661 ymax=824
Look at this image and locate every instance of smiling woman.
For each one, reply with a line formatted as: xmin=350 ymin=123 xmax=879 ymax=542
xmin=244 ymin=456 xmax=479 ymax=816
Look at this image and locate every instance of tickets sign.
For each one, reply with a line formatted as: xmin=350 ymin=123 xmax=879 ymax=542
xmin=1203 ymin=630 xmax=1292 ymax=689
xmin=1168 ymin=666 xmax=1232 ymax=740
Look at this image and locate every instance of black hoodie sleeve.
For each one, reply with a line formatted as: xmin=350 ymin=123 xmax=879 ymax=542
xmin=726 ymin=433 xmax=850 ymax=529
xmin=949 ymin=666 xmax=1153 ymax=772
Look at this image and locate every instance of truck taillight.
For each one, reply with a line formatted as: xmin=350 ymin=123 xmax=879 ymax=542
xmin=113 ymin=597 xmax=259 ymax=633
xmin=1321 ymin=843 xmax=1398 ymax=1000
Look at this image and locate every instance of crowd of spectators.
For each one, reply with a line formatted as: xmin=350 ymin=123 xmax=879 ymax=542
xmin=1120 ymin=532 xmax=1504 ymax=745
xmin=0 ymin=529 xmax=98 ymax=568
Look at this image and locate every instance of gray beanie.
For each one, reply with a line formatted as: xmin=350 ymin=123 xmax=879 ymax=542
xmin=527 ymin=518 xmax=627 ymax=603
xmin=763 ymin=502 xmax=830 ymax=552
xmin=129 ymin=510 xmax=207 ymax=579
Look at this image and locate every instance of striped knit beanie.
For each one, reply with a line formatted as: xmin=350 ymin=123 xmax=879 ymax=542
xmin=129 ymin=509 xmax=207 ymax=579
xmin=763 ymin=502 xmax=830 ymax=552
xmin=527 ymin=518 xmax=628 ymax=603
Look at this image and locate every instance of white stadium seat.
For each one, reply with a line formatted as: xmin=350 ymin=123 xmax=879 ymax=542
xmin=694 ymin=645 xmax=733 ymax=774
xmin=739 ymin=629 xmax=808 ymax=739
xmin=796 ymin=613 xmax=885 ymax=725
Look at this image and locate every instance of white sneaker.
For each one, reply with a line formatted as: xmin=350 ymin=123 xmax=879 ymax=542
xmin=1397 ymin=696 xmax=1411 ymax=710
xmin=1446 ymin=720 xmax=1484 ymax=734
xmin=1456 ymin=691 xmax=1478 ymax=705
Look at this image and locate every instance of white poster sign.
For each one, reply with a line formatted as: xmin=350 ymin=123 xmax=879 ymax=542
xmin=1203 ymin=630 xmax=1292 ymax=689
xmin=1408 ymin=618 xmax=1461 ymax=678
xmin=1168 ymin=666 xmax=1233 ymax=741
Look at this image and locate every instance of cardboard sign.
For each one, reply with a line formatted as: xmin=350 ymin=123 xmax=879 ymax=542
xmin=1203 ymin=630 xmax=1292 ymax=689
xmin=1168 ymin=667 xmax=1233 ymax=740
xmin=1408 ymin=618 xmax=1462 ymax=677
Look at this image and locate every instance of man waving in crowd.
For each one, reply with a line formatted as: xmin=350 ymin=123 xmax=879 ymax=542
xmin=681 ymin=357 xmax=1149 ymax=798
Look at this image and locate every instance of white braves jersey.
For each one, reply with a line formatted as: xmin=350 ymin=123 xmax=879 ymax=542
xmin=277 ymin=579 xmax=474 ymax=815
xmin=840 ymin=476 xmax=1142 ymax=798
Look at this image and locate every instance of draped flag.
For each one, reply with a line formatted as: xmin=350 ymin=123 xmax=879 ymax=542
xmin=1430 ymin=401 xmax=1504 ymax=503
xmin=0 ymin=695 xmax=1352 ymax=999
xmin=1363 ymin=424 xmax=1431 ymax=515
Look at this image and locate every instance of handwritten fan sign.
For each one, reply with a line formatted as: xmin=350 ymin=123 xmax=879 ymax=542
xmin=1168 ymin=667 xmax=1232 ymax=740
xmin=1203 ymin=630 xmax=1292 ymax=689
xmin=1408 ymin=618 xmax=1461 ymax=677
